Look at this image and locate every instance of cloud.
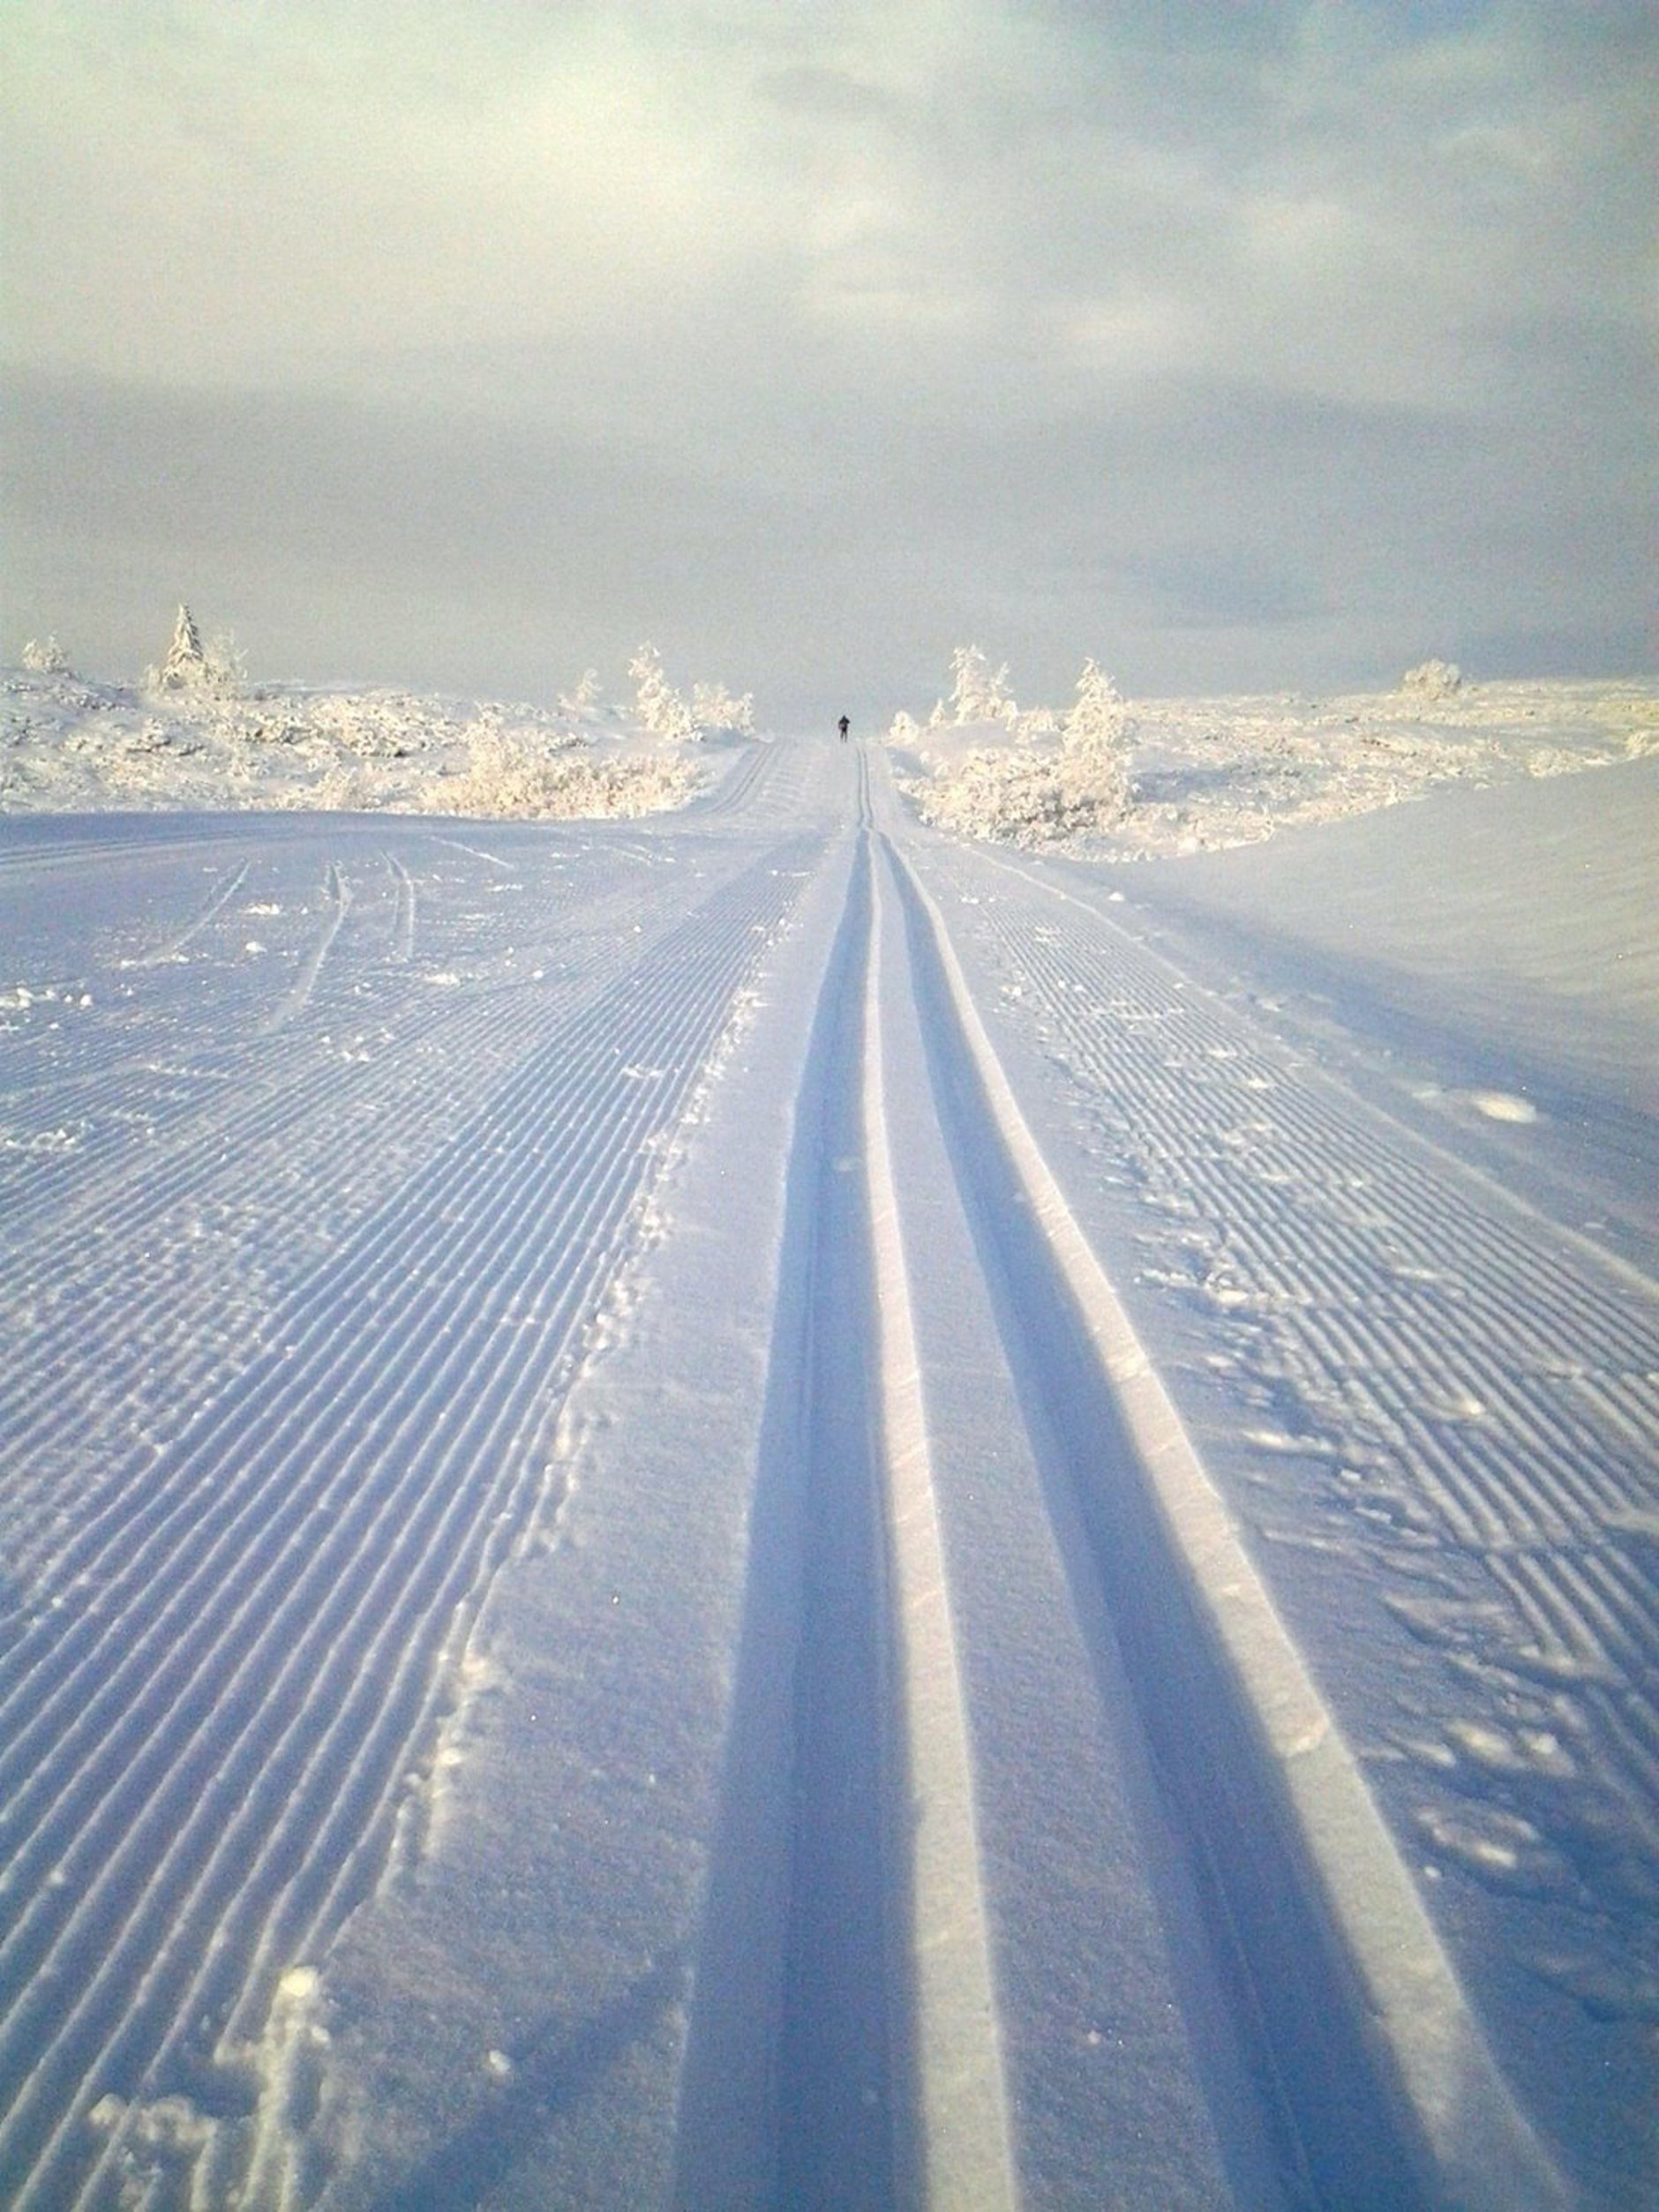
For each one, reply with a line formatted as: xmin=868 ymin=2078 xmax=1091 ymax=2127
xmin=754 ymin=64 xmax=891 ymax=118
xmin=2 ymin=0 xmax=1652 ymax=719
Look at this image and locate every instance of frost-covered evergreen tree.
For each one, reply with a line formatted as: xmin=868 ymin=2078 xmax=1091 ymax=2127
xmin=628 ymin=643 xmax=698 ymax=740
xmin=146 ymin=601 xmax=245 ymax=694
xmin=159 ymin=604 xmax=207 ymax=688
xmin=1058 ymin=658 xmax=1132 ymax=816
xmin=566 ymin=669 xmax=604 ymax=711
xmin=145 ymin=604 xmax=245 ymax=696
xmin=20 ymin=635 xmax=71 ymax=674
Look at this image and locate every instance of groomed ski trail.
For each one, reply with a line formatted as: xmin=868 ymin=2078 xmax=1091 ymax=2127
xmin=0 ymin=736 xmax=1650 ymax=2206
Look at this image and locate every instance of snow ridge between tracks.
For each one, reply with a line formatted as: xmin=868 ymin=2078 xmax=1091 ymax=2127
xmin=861 ymin=844 xmax=1017 ymax=2209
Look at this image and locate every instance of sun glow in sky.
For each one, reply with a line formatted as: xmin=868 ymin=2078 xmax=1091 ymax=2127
xmin=2 ymin=1 xmax=1654 ymax=725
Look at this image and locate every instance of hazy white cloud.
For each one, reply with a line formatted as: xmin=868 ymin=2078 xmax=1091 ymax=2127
xmin=2 ymin=0 xmax=1652 ymax=721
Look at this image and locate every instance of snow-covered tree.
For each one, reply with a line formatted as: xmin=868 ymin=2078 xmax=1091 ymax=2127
xmin=564 ymin=668 xmax=604 ymax=712
xmin=1063 ymin=658 xmax=1129 ymax=749
xmin=20 ymin=634 xmax=71 ymax=674
xmin=146 ymin=604 xmax=245 ymax=696
xmin=691 ymin=681 xmax=754 ymax=736
xmin=160 ymin=604 xmax=206 ymax=687
xmin=1401 ymin=658 xmax=1462 ymax=700
xmin=948 ymin=643 xmax=1017 ymax=725
xmin=628 ymin=643 xmax=698 ymax=740
xmin=1058 ymin=658 xmax=1132 ymax=816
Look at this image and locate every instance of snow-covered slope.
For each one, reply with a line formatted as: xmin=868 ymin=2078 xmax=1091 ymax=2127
xmin=0 ymin=717 xmax=1653 ymax=2207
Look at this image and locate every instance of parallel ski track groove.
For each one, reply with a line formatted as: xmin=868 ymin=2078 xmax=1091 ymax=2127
xmin=943 ymin=846 xmax=1659 ymax=2005
xmin=384 ymin=852 xmax=417 ymax=962
xmin=0 ymin=840 xmax=817 ymax=2207
xmin=862 ymin=833 xmax=1016 ymax=2208
xmin=882 ymin=824 xmax=1570 ymax=2208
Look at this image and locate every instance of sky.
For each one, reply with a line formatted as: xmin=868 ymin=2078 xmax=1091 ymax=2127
xmin=2 ymin=0 xmax=1654 ymax=730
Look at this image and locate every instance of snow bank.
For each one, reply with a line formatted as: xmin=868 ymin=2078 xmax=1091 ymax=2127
xmin=1131 ymin=752 xmax=1659 ymax=1113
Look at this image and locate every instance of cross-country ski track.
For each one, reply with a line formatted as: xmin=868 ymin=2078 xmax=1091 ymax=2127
xmin=0 ymin=741 xmax=1653 ymax=2208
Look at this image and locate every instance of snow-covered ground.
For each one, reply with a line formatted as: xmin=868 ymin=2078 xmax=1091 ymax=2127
xmin=0 ymin=662 xmax=730 ymax=821
xmin=0 ymin=682 xmax=1655 ymax=2208
xmin=891 ymin=676 xmax=1658 ymax=857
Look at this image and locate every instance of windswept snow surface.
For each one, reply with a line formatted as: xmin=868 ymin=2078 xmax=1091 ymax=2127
xmin=0 ymin=719 xmax=1654 ymax=2207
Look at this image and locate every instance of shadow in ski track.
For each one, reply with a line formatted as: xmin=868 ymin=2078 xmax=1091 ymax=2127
xmin=369 ymin=1952 xmax=687 ymax=2212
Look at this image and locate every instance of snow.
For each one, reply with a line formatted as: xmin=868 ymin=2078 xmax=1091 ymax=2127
xmin=1130 ymin=755 xmax=1659 ymax=1097
xmin=0 ymin=661 xmax=740 ymax=821
xmin=0 ymin=680 xmax=1655 ymax=2208
xmin=892 ymin=674 xmax=1658 ymax=856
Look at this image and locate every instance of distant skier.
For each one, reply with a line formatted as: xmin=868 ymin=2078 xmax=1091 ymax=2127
xmin=837 ymin=714 xmax=850 ymax=742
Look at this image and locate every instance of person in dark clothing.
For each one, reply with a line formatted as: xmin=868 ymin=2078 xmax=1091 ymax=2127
xmin=837 ymin=715 xmax=850 ymax=741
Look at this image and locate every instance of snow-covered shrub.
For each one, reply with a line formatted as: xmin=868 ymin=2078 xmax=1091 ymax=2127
xmin=1014 ymin=704 xmax=1061 ymax=741
xmin=1401 ymin=658 xmax=1462 ymax=700
xmin=887 ymin=710 xmax=922 ymax=747
xmin=628 ymin=643 xmax=698 ymax=740
xmin=907 ymin=657 xmax=1134 ymax=846
xmin=20 ymin=635 xmax=71 ymax=674
xmin=435 ymin=725 xmax=699 ymax=820
xmin=912 ymin=741 xmax=1130 ymax=846
xmin=691 ymin=681 xmax=755 ymax=736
